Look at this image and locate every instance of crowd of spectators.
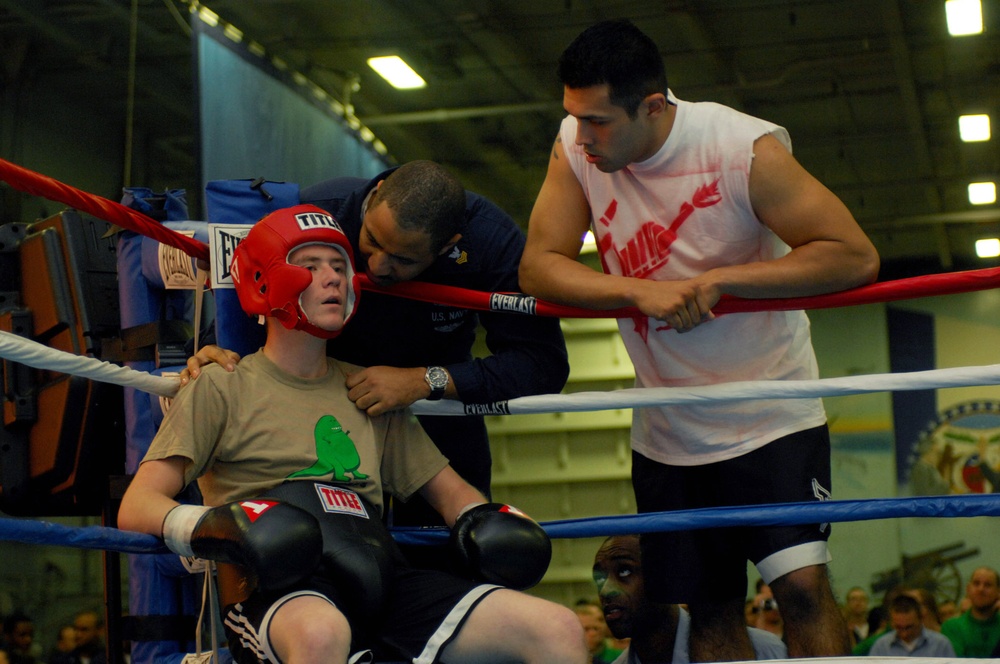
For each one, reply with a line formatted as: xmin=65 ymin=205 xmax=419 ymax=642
xmin=0 ymin=610 xmax=106 ymax=664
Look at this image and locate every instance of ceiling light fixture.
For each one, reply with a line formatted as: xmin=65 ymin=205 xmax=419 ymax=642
xmin=976 ymin=238 xmax=1000 ymax=258
xmin=959 ymin=114 xmax=991 ymax=142
xmin=968 ymin=182 xmax=997 ymax=205
xmin=367 ymin=55 xmax=426 ymax=90
xmin=945 ymin=0 xmax=984 ymax=36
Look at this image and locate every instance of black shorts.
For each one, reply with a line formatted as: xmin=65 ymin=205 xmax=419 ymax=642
xmin=222 ymin=566 xmax=500 ymax=664
xmin=631 ymin=424 xmax=833 ymax=604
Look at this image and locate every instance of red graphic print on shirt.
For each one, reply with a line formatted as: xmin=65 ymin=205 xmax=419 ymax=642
xmin=597 ymin=199 xmax=617 ymax=227
xmin=596 ymin=179 xmax=723 ymax=342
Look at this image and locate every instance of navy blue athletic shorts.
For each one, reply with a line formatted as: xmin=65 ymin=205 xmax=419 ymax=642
xmin=631 ymin=424 xmax=833 ymax=604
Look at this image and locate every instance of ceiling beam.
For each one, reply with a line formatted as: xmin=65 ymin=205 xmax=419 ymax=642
xmin=362 ymin=100 xmax=560 ymax=126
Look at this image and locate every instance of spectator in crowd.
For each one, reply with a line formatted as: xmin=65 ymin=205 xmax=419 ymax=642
xmin=751 ymin=586 xmax=784 ymax=640
xmin=1 ymin=613 xmax=37 ymax=664
xmin=843 ymin=587 xmax=870 ymax=647
xmin=592 ymin=534 xmax=787 ymax=663
xmin=70 ymin=610 xmax=106 ymax=664
xmin=869 ymin=594 xmax=955 ymax=657
xmin=46 ymin=625 xmax=76 ymax=664
xmin=574 ymin=601 xmax=623 ymax=663
xmin=942 ymin=566 xmax=1000 ymax=657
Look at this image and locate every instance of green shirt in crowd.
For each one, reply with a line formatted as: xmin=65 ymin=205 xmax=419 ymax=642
xmin=941 ymin=610 xmax=1000 ymax=658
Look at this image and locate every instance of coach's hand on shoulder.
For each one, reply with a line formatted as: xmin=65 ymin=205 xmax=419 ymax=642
xmin=345 ymin=365 xmax=429 ymax=416
xmin=179 ymin=344 xmax=242 ymax=385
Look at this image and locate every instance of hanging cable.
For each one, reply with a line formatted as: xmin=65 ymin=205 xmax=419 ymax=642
xmin=123 ymin=0 xmax=139 ymax=188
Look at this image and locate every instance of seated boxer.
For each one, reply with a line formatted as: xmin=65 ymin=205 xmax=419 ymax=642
xmin=117 ymin=205 xmax=587 ymax=664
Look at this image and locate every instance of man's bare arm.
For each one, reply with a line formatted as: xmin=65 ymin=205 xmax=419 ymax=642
xmin=118 ymin=456 xmax=187 ymax=535
xmin=690 ymin=133 xmax=880 ymax=299
xmin=418 ymin=465 xmax=486 ymax=527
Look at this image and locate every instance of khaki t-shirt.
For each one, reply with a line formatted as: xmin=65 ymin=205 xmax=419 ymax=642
xmin=143 ymin=351 xmax=448 ymax=515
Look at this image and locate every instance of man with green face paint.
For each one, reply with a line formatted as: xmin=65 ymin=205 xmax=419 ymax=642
xmin=593 ymin=534 xmax=787 ymax=664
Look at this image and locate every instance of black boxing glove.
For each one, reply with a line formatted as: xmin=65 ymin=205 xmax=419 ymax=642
xmin=451 ymin=502 xmax=552 ymax=590
xmin=162 ymin=499 xmax=323 ymax=592
xmin=260 ymin=481 xmax=399 ymax=624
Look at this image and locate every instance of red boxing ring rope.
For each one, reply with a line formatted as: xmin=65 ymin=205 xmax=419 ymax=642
xmin=4 ymin=155 xmax=1000 ymax=318
xmin=358 ymin=265 xmax=1000 ymax=319
xmin=0 ymin=157 xmax=210 ymax=262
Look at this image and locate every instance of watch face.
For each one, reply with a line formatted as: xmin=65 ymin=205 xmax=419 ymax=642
xmin=426 ymin=366 xmax=448 ymax=388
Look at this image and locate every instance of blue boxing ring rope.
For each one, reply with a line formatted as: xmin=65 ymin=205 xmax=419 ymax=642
xmin=2 ymin=493 xmax=997 ymax=551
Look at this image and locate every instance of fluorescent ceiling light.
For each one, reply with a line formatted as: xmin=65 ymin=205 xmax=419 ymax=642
xmin=976 ymin=238 xmax=1000 ymax=258
xmin=959 ymin=114 xmax=991 ymax=142
xmin=968 ymin=181 xmax=997 ymax=205
xmin=367 ymin=55 xmax=426 ymax=89
xmin=946 ymin=0 xmax=983 ymax=36
xmin=197 ymin=6 xmax=220 ymax=27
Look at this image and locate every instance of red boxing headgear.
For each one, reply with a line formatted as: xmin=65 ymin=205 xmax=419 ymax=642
xmin=231 ymin=204 xmax=359 ymax=339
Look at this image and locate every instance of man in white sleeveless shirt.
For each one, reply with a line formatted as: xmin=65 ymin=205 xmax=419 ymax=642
xmin=520 ymin=18 xmax=880 ymax=662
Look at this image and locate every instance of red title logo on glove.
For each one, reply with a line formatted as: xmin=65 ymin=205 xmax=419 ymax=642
xmin=238 ymin=500 xmax=280 ymax=523
xmin=499 ymin=505 xmax=530 ymax=519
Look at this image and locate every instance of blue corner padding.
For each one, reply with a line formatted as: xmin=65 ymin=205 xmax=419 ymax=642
xmin=205 ymin=179 xmax=301 ymax=358
xmin=117 ymin=192 xmax=207 ymax=664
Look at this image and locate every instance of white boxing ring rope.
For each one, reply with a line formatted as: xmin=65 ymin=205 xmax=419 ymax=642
xmin=0 ymin=329 xmax=180 ymax=397
xmin=5 ymin=328 xmax=1000 ymax=413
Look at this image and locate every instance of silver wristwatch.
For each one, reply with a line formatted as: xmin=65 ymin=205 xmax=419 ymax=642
xmin=424 ymin=366 xmax=449 ymax=401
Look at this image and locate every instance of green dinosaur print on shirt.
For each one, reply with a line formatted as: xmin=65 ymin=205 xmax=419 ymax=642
xmin=288 ymin=414 xmax=368 ymax=482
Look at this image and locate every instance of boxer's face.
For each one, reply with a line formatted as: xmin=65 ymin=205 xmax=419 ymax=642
xmin=291 ymin=244 xmax=350 ymax=332
xmin=593 ymin=535 xmax=644 ymax=639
